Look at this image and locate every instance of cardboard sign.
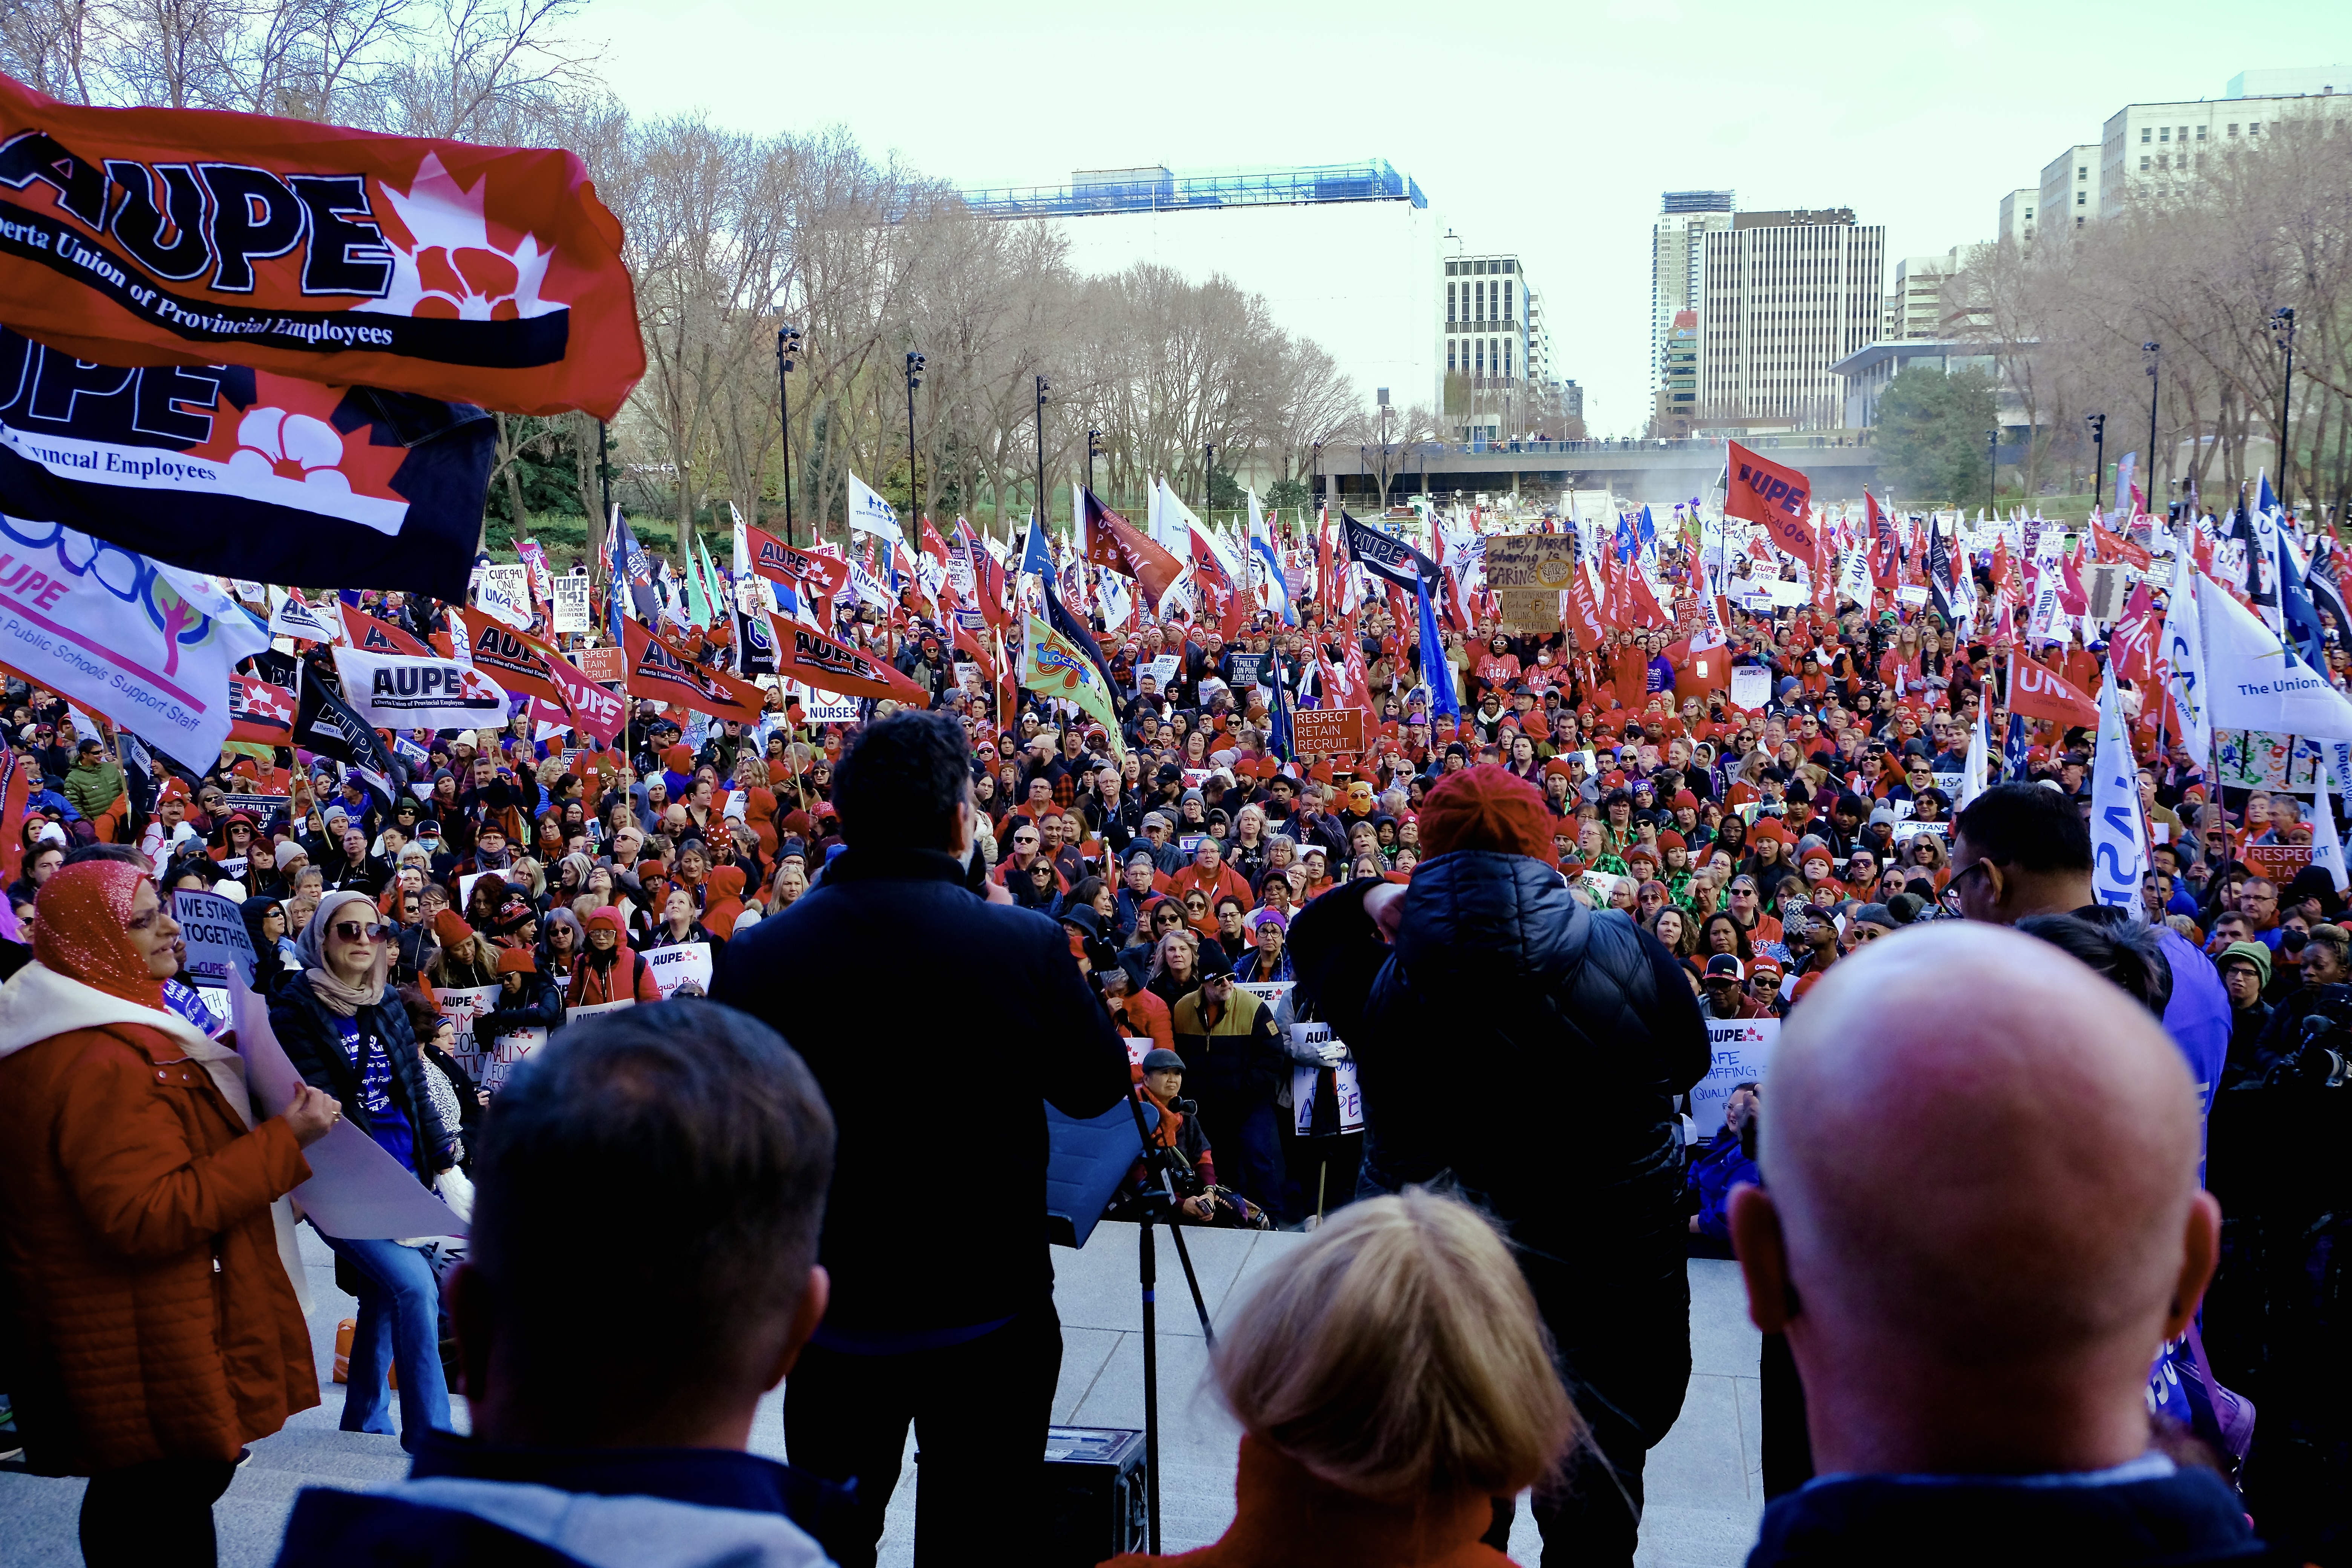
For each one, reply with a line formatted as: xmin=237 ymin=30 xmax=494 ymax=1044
xmin=1484 ymin=534 xmax=1581 ymax=632
xmin=1292 ymin=707 xmax=1367 ymax=755
xmin=1139 ymin=654 xmax=1181 ymax=692
xmin=1728 ymin=665 xmax=1772 ymax=711
xmin=1933 ymin=770 xmax=1965 ymax=797
xmin=1691 ymin=1016 xmax=1778 ymax=1138
xmin=1240 ymin=980 xmax=1295 ymax=1017
xmin=1891 ymin=818 xmax=1950 ymax=844
xmin=171 ymin=888 xmax=258 ymax=986
xmin=222 ymin=792 xmax=291 ymax=822
xmin=1123 ymin=1036 xmax=1155 ymax=1067
xmin=795 ymin=689 xmax=861 ymax=724
xmin=643 ymin=940 xmax=712 ymax=998
xmin=1288 ymin=1021 xmax=1363 ymax=1134
xmin=564 ymin=998 xmax=635 ymax=1027
xmin=1896 ymin=585 xmax=1929 ymax=606
xmin=551 ymin=572 xmax=591 ymax=633
xmin=2243 ymin=843 xmax=2313 ymax=885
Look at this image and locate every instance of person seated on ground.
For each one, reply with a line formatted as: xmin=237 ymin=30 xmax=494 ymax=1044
xmin=1102 ymin=1188 xmax=1577 ymax=1568
xmin=274 ymin=1001 xmax=842 ymax=1567
xmin=1727 ymin=922 xmax=2268 ymax=1566
xmin=1686 ymin=1082 xmax=1760 ymax=1251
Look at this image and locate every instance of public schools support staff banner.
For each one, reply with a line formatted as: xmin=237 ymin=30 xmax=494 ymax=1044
xmin=0 ymin=517 xmax=266 ymax=767
xmin=0 ymin=71 xmax=645 ymax=419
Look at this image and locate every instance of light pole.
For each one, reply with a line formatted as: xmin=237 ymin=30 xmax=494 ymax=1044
xmin=1035 ymin=375 xmax=1050 ymax=533
xmin=1087 ymin=429 xmax=1102 ymax=503
xmin=1203 ymin=442 xmax=1214 ymax=524
xmin=903 ymin=351 xmax=925 ymax=528
xmin=1986 ymin=429 xmax=1998 ymax=519
xmin=776 ymin=325 xmax=801 ymax=544
xmin=2086 ymin=412 xmax=2105 ymax=510
xmin=1311 ymin=441 xmax=1322 ymax=521
xmin=2143 ymin=341 xmax=2161 ymax=517
xmin=2271 ymin=306 xmax=2297 ymax=508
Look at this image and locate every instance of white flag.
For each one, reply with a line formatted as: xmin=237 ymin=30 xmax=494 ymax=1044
xmin=2162 ymin=547 xmax=2211 ymax=761
xmin=2089 ymin=662 xmax=2148 ymax=918
xmin=267 ymin=586 xmax=337 ymax=643
xmin=2196 ymin=570 xmax=2352 ymax=737
xmin=2312 ymin=781 xmax=2350 ymax=894
xmin=1960 ymin=703 xmax=1989 ymax=810
xmin=846 ymin=473 xmax=904 ymax=545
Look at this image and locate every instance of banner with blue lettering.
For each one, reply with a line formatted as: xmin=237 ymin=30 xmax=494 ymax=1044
xmin=0 ymin=325 xmax=492 ymax=600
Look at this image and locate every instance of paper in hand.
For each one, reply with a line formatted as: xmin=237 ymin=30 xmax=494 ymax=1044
xmin=230 ymin=972 xmax=467 ymax=1240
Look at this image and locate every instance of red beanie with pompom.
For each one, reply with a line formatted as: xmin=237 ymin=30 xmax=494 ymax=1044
xmin=1416 ymin=764 xmax=1560 ymax=868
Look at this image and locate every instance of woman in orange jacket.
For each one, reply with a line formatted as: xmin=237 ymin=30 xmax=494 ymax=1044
xmin=0 ymin=861 xmax=341 ymax=1563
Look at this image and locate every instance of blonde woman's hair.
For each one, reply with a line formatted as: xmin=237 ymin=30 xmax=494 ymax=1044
xmin=1213 ymin=1189 xmax=1577 ymax=1501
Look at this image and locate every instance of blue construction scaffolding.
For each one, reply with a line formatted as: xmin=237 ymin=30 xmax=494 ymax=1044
xmin=960 ymin=159 xmax=1428 ymax=219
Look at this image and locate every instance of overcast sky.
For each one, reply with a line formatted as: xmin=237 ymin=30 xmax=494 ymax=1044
xmin=586 ymin=0 xmax=2351 ymax=436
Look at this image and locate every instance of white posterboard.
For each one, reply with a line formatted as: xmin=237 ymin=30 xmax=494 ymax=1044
xmin=1288 ymin=1021 xmax=1363 ymax=1134
xmin=551 ymin=572 xmax=591 ymax=634
xmin=1728 ymin=665 xmax=1772 ymax=712
xmin=481 ymin=1026 xmax=548 ymax=1091
xmin=1690 ymin=1016 xmax=1778 ymax=1139
xmin=435 ymin=983 xmax=501 ymax=1081
xmin=1891 ymin=818 xmax=1950 ymax=844
xmin=564 ymin=998 xmax=635 ymax=1027
xmin=1896 ymin=585 xmax=1930 ymax=606
xmin=1123 ymin=1036 xmax=1154 ymax=1068
xmin=172 ymin=888 xmax=257 ymax=986
xmin=476 ymin=563 xmax=534 ymax=629
xmin=643 ymin=940 xmax=713 ymax=998
xmin=1240 ymin=980 xmax=1295 ymax=1015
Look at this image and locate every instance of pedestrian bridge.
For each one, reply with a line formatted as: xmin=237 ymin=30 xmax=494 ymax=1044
xmin=1323 ymin=437 xmax=1882 ymax=506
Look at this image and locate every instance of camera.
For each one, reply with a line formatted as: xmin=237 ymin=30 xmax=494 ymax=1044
xmin=2281 ymin=1010 xmax=2352 ymax=1090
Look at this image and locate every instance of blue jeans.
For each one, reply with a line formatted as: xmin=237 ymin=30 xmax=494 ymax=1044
xmin=325 ymin=1234 xmax=449 ymax=1451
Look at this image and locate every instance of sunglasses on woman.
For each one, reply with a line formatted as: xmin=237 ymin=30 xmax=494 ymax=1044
xmin=332 ymin=920 xmax=384 ymax=942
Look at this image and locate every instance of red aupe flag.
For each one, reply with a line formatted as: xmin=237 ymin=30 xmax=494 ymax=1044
xmin=745 ymin=523 xmax=849 ymax=599
xmin=622 ymin=619 xmax=767 ymax=724
xmin=1726 ymin=441 xmax=1816 ymax=560
xmin=0 ymin=73 xmax=642 ymax=418
xmin=2009 ymin=652 xmax=2099 ymax=729
xmin=777 ymin=620 xmax=931 ymax=704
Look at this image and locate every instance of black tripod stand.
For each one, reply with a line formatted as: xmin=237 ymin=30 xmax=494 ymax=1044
xmin=1125 ymin=1087 xmax=1217 ymax=1555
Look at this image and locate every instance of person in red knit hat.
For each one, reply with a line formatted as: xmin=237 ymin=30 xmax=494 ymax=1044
xmin=1286 ymin=762 xmax=1708 ymax=1565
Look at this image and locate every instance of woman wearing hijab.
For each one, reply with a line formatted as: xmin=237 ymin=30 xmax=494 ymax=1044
xmin=0 ymin=861 xmax=340 ymax=1566
xmin=268 ymin=890 xmax=460 ymax=1453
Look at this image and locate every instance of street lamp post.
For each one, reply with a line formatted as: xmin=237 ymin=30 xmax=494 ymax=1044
xmin=1035 ymin=376 xmax=1050 ymax=533
xmin=1087 ymin=429 xmax=1102 ymax=504
xmin=1311 ymin=441 xmax=1322 ymax=521
xmin=2272 ymin=306 xmax=2297 ymax=507
xmin=776 ymin=325 xmax=802 ymax=544
xmin=2143 ymin=341 xmax=2161 ymax=517
xmin=904 ymin=351 xmax=925 ymax=529
xmin=1203 ymin=442 xmax=1214 ymax=524
xmin=2086 ymin=413 xmax=2105 ymax=511
xmin=1986 ymin=429 xmax=1998 ymax=520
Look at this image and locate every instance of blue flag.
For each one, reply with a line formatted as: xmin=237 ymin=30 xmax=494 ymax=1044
xmin=1267 ymin=638 xmax=1295 ymax=760
xmin=1416 ymin=572 xmax=1460 ymax=720
xmin=2278 ymin=527 xmax=2328 ymax=672
xmin=2002 ymin=711 xmax=2030 ymax=782
xmin=1020 ymin=513 xmax=1055 ymax=579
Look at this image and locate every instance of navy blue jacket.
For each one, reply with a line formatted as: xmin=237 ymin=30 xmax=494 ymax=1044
xmin=710 ymin=845 xmax=1132 ymax=1334
xmin=274 ymin=1429 xmax=841 ymax=1568
xmin=1747 ymin=1458 xmax=2280 ymax=1566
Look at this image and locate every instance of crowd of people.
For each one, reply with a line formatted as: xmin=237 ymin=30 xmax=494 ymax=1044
xmin=0 ymin=516 xmax=2344 ymax=1568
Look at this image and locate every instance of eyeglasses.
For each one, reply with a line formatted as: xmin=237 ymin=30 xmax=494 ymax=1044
xmin=332 ymin=920 xmax=384 ymax=942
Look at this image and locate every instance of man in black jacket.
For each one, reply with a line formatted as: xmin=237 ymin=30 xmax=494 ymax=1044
xmin=709 ymin=710 xmax=1132 ymax=1568
xmin=1289 ymin=763 xmax=1708 ymax=1568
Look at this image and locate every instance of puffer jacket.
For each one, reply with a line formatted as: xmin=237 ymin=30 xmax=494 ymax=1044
xmin=0 ymin=999 xmax=317 ymax=1473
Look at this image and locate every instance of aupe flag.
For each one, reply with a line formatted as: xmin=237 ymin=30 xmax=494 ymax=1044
xmin=1724 ymin=441 xmax=1817 ymax=560
xmin=0 ymin=71 xmax=643 ymax=418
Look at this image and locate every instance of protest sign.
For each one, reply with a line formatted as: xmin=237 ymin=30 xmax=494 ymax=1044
xmin=1288 ymin=1021 xmax=1363 ymax=1135
xmin=643 ymin=941 xmax=712 ymax=998
xmin=1580 ymin=869 xmax=1621 ymax=906
xmin=1141 ymin=654 xmax=1180 ymax=692
xmin=792 ymin=686 xmax=861 ymax=723
xmin=1292 ymin=707 xmax=1367 ymax=755
xmin=1691 ymin=1017 xmax=1778 ymax=1138
xmin=172 ymin=888 xmax=256 ymax=986
xmin=222 ymin=792 xmax=290 ymax=822
xmin=1240 ymin=980 xmax=1295 ymax=1017
xmin=1933 ymin=770 xmax=1965 ymax=796
xmin=563 ymin=998 xmax=635 ymax=1027
xmin=479 ymin=1025 xmax=548 ymax=1092
xmin=576 ymin=645 xmax=626 ymax=683
xmin=1729 ymin=665 xmax=1772 ymax=711
xmin=435 ymin=983 xmax=501 ymax=1079
xmin=1123 ymin=1037 xmax=1154 ymax=1068
xmin=1484 ymin=534 xmax=1580 ymax=632
xmin=2244 ymin=844 xmax=2313 ymax=885
xmin=475 ymin=564 xmax=534 ymax=631
xmin=1896 ymin=585 xmax=1929 ymax=606
xmin=1891 ymin=818 xmax=1950 ymax=844
xmin=551 ymin=572 xmax=591 ymax=633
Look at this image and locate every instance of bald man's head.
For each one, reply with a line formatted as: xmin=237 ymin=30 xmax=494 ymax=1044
xmin=1734 ymin=923 xmax=2219 ymax=1474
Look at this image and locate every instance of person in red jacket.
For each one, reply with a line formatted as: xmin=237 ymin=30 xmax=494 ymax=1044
xmin=1167 ymin=835 xmax=1255 ymax=914
xmin=0 ymin=860 xmax=341 ymax=1565
xmin=568 ymin=906 xmax=663 ymax=1005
